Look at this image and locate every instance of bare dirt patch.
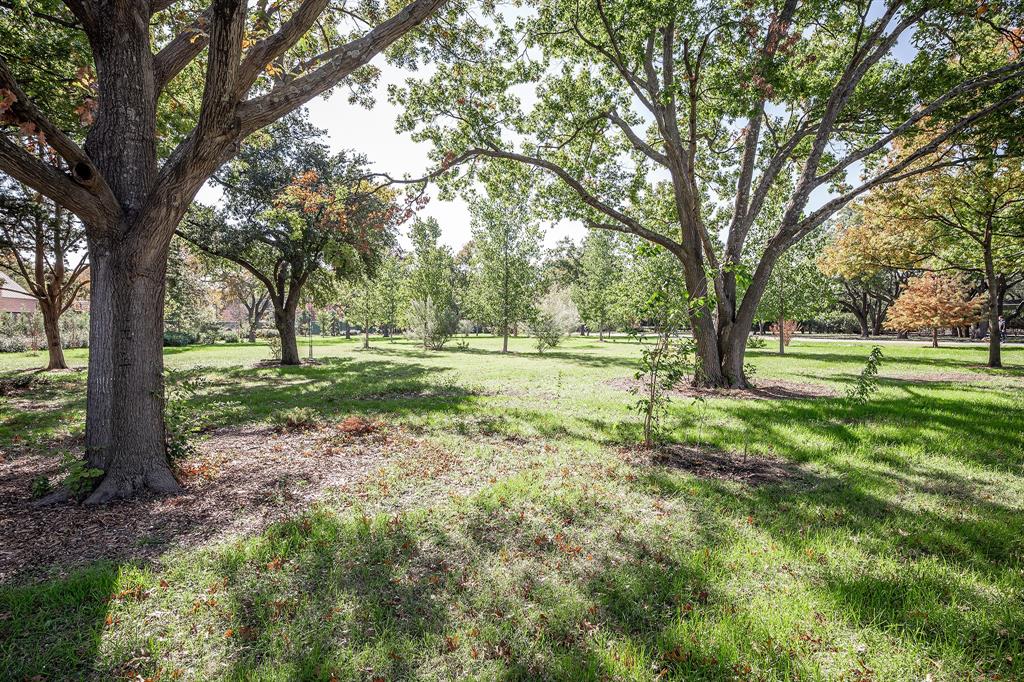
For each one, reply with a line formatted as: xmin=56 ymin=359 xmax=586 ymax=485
xmin=607 ymin=376 xmax=837 ymax=400
xmin=628 ymin=444 xmax=812 ymax=487
xmin=0 ymin=421 xmax=421 ymax=583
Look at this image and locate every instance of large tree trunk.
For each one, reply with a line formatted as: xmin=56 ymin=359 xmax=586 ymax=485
xmin=274 ymin=304 xmax=301 ymax=365
xmin=39 ymin=299 xmax=68 ymax=370
xmin=83 ymin=239 xmax=180 ymax=504
xmin=362 ymin=326 xmax=370 ymax=349
xmin=932 ymin=328 xmax=939 ymax=348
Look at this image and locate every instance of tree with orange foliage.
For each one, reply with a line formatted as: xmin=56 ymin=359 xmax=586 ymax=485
xmin=885 ymin=273 xmax=985 ymax=348
xmin=179 ymin=114 xmax=405 ymax=365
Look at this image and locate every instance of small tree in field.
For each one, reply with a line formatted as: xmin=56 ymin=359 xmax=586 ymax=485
xmin=886 ymin=273 xmax=985 ymax=347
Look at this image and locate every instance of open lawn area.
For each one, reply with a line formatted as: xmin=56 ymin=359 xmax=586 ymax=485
xmin=1 ymin=336 xmax=1023 ymax=681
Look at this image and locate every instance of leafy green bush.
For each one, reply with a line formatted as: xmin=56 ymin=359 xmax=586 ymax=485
xmin=30 ymin=475 xmax=52 ymax=499
xmin=60 ymin=453 xmax=104 ymax=501
xmin=746 ymin=335 xmax=767 ymax=349
xmin=163 ymin=330 xmax=197 ymax=347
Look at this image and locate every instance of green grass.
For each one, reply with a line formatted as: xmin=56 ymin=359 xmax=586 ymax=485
xmin=1 ymin=336 xmax=1022 ymax=680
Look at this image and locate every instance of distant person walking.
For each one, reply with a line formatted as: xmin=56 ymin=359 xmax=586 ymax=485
xmin=998 ymin=315 xmax=1007 ymax=342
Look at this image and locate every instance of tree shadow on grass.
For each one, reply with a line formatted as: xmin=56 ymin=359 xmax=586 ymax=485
xmin=170 ymin=356 xmax=479 ymax=429
xmin=0 ymin=562 xmax=120 ymax=680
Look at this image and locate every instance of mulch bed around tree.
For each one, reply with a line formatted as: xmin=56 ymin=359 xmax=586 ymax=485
xmin=0 ymin=419 xmax=439 ymax=584
xmin=606 ymin=376 xmax=838 ymax=400
xmin=626 ymin=444 xmax=814 ymax=487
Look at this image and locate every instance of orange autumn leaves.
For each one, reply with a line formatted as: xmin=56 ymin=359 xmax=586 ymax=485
xmin=272 ymin=170 xmax=401 ymax=254
xmin=885 ymin=272 xmax=985 ymax=335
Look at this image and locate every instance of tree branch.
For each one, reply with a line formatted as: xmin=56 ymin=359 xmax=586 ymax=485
xmin=237 ymin=0 xmax=447 ymax=135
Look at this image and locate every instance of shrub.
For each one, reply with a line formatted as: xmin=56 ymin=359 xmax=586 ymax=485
xmin=746 ymin=335 xmax=767 ymax=349
xmin=272 ymin=407 xmax=319 ymax=431
xmin=30 ymin=475 xmax=52 ymax=499
xmin=163 ymin=330 xmax=197 ymax=347
xmin=219 ymin=330 xmax=241 ymax=344
xmin=405 ymin=297 xmax=458 ymax=350
xmin=60 ymin=452 xmax=104 ymax=501
xmin=529 ymin=288 xmax=580 ymax=353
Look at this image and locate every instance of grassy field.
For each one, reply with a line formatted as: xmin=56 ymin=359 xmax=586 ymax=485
xmin=1 ymin=335 xmax=1022 ymax=681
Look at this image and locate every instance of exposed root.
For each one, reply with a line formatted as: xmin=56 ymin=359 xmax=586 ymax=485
xmin=83 ymin=465 xmax=182 ymax=505
xmin=30 ymin=488 xmax=71 ymax=507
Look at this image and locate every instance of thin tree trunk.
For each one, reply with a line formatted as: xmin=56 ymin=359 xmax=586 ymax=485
xmin=984 ymin=253 xmax=1001 ymax=368
xmin=502 ymin=327 xmax=508 ymax=353
xmin=362 ymin=326 xmax=370 ymax=349
xmin=932 ymin=328 xmax=939 ymax=348
xmin=39 ymin=299 xmax=68 ymax=370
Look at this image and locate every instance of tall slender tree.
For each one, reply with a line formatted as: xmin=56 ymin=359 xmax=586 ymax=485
xmin=467 ymin=196 xmax=542 ymax=353
xmin=573 ymin=231 xmax=619 ymax=341
xmin=404 ymin=217 xmax=459 ymax=349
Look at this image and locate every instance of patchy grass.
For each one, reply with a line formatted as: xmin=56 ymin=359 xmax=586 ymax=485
xmin=1 ymin=336 xmax=1023 ymax=680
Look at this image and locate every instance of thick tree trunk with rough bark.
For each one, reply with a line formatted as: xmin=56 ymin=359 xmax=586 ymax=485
xmin=83 ymin=237 xmax=180 ymax=503
xmin=274 ymin=303 xmax=301 ymax=365
xmin=0 ymin=0 xmax=447 ymax=504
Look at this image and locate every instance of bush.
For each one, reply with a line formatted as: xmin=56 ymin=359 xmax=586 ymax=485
xmin=529 ymin=288 xmax=580 ymax=353
xmin=0 ymin=312 xmax=90 ymax=352
xmin=0 ymin=335 xmax=31 ymax=353
xmin=219 ymin=330 xmax=241 ymax=344
xmin=60 ymin=452 xmax=104 ymax=501
xmin=163 ymin=330 xmax=197 ymax=347
xmin=769 ymin=319 xmax=801 ymax=346
xmin=30 ymin=475 xmax=52 ymax=499
xmin=405 ymin=297 xmax=458 ymax=350
xmin=746 ymin=335 xmax=767 ymax=349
